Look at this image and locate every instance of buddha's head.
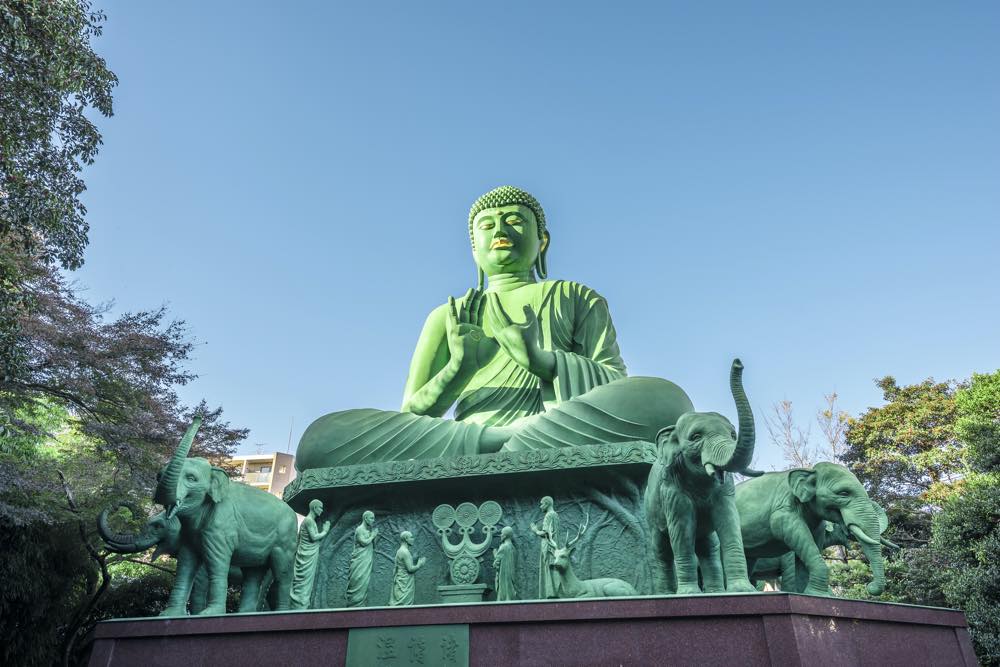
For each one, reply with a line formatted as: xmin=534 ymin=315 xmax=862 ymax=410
xmin=363 ymin=510 xmax=374 ymax=526
xmin=501 ymin=526 xmax=513 ymax=541
xmin=401 ymin=530 xmax=414 ymax=546
xmin=468 ymin=186 xmax=550 ymax=285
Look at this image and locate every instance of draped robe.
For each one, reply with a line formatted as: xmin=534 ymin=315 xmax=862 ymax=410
xmin=537 ymin=508 xmax=560 ymax=599
xmin=345 ymin=523 xmax=376 ymax=607
xmin=389 ymin=544 xmax=421 ymax=606
xmin=296 ymin=280 xmax=692 ymax=470
xmin=493 ymin=539 xmax=517 ymax=602
xmin=289 ymin=516 xmax=324 ymax=609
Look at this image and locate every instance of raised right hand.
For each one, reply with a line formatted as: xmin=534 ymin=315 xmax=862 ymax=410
xmin=445 ymin=289 xmax=497 ymax=371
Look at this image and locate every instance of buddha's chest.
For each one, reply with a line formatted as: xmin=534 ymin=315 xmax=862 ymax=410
xmin=481 ymin=285 xmax=550 ymax=337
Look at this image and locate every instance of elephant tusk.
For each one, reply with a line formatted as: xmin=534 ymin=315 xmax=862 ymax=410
xmin=880 ymin=537 xmax=901 ymax=550
xmin=166 ymin=501 xmax=181 ymax=521
xmin=704 ymin=463 xmax=724 ymax=484
xmin=849 ymin=523 xmax=880 ymax=547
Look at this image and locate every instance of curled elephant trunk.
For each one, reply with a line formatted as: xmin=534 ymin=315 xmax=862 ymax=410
xmin=724 ymin=359 xmax=758 ymax=475
xmin=97 ymin=505 xmax=159 ymax=553
xmin=154 ymin=416 xmax=203 ymax=509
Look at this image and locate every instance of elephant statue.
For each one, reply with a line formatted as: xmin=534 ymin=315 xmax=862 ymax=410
xmin=151 ymin=417 xmax=298 ymax=615
xmin=748 ymin=510 xmax=898 ymax=593
xmin=736 ymin=462 xmax=893 ymax=596
xmin=643 ymin=359 xmax=761 ymax=595
xmin=96 ymin=506 xmax=274 ymax=613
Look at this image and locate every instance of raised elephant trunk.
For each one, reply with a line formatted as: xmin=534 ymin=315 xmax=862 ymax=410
xmin=97 ymin=505 xmax=159 ymax=553
xmin=154 ymin=416 xmax=203 ymax=510
xmin=724 ymin=359 xmax=758 ymax=476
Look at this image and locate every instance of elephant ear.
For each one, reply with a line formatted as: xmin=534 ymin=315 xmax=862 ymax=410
xmin=209 ymin=467 xmax=231 ymax=504
xmin=655 ymin=425 xmax=676 ymax=454
xmin=788 ymin=469 xmax=817 ymax=503
xmin=873 ymin=501 xmax=889 ymax=535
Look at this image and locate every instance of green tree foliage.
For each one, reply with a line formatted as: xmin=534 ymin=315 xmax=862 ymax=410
xmin=1 ymin=0 xmax=117 ymax=375
xmin=842 ymin=376 xmax=965 ymax=544
xmin=956 ymin=372 xmax=1000 ymax=473
xmin=842 ymin=371 xmax=1000 ymax=664
xmin=933 ymin=474 xmax=1000 ymax=664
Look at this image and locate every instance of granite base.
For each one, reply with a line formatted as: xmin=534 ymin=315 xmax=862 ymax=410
xmin=86 ymin=593 xmax=976 ymax=667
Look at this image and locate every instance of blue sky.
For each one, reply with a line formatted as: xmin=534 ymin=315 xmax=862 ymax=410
xmin=78 ymin=1 xmax=999 ymax=469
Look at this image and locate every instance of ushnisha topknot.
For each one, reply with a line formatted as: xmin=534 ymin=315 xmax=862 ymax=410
xmin=468 ymin=185 xmax=546 ymax=247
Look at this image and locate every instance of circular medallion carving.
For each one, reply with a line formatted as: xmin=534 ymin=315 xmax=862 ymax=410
xmin=450 ymin=555 xmax=480 ymax=585
xmin=478 ymin=500 xmax=502 ymax=527
xmin=432 ymin=504 xmax=456 ymax=530
xmin=455 ymin=502 xmax=478 ymax=528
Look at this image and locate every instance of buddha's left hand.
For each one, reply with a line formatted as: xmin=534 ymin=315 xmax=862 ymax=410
xmin=488 ymin=295 xmax=556 ymax=381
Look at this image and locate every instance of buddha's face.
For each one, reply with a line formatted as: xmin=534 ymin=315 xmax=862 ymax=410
xmin=472 ymin=205 xmax=547 ymax=276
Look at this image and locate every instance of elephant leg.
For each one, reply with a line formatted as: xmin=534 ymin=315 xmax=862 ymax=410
xmin=199 ymin=539 xmax=234 ymax=615
xmin=162 ymin=545 xmax=199 ymax=616
xmin=781 ymin=522 xmax=831 ymax=596
xmin=711 ymin=494 xmax=755 ymax=593
xmin=649 ymin=530 xmax=676 ymax=595
xmin=696 ymin=533 xmax=725 ymax=593
xmin=664 ymin=491 xmax=700 ymax=594
xmin=269 ymin=545 xmax=295 ymax=611
xmin=190 ymin=565 xmax=209 ymax=614
xmin=238 ymin=568 xmax=265 ymax=613
xmin=259 ymin=570 xmax=275 ymax=611
xmin=790 ymin=556 xmax=810 ymax=593
xmin=745 ymin=558 xmax=767 ymax=591
xmin=777 ymin=552 xmax=798 ymax=592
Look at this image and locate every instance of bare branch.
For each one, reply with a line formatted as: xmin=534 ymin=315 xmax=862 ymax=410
xmin=817 ymin=392 xmax=849 ymax=462
xmin=765 ymin=400 xmax=814 ymax=468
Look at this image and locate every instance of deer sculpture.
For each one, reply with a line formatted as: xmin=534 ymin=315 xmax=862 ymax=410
xmin=546 ymin=518 xmax=638 ymax=598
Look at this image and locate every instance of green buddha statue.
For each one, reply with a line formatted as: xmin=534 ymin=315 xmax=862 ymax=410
xmin=295 ymin=186 xmax=692 ymax=471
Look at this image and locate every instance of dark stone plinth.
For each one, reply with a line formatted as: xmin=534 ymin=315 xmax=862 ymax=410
xmin=87 ymin=593 xmax=976 ymax=667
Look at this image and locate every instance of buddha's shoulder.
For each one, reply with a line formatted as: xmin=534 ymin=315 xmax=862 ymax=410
xmin=541 ymin=279 xmax=607 ymax=302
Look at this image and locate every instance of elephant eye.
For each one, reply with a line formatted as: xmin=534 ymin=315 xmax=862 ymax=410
xmin=690 ymin=432 xmax=702 ymax=441
xmin=837 ymin=490 xmax=850 ymax=496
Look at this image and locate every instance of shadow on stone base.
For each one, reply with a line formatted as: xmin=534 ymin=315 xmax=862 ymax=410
xmin=86 ymin=593 xmax=976 ymax=667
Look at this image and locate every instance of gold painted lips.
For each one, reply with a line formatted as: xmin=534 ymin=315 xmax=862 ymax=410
xmin=490 ymin=238 xmax=513 ymax=249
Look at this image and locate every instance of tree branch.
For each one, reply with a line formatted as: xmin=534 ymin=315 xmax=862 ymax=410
xmin=58 ymin=470 xmax=111 ymax=667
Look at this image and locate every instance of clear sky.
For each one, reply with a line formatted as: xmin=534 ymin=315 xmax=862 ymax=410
xmin=77 ymin=1 xmax=999 ymax=470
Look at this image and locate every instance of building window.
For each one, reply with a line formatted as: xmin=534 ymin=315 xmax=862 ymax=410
xmin=278 ymin=466 xmax=286 ymax=474
xmin=260 ymin=466 xmax=271 ymax=473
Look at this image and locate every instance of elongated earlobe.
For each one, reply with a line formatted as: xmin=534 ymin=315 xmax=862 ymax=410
xmin=535 ymin=232 xmax=550 ymax=279
xmin=477 ymin=267 xmax=485 ymax=290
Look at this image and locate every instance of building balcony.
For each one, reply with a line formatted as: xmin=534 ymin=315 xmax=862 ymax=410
xmin=241 ymin=472 xmax=272 ymax=484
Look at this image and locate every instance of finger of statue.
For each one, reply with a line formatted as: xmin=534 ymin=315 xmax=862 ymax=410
xmin=447 ymin=297 xmax=459 ymax=333
xmin=460 ymin=288 xmax=474 ymax=323
xmin=470 ymin=289 xmax=485 ymax=327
